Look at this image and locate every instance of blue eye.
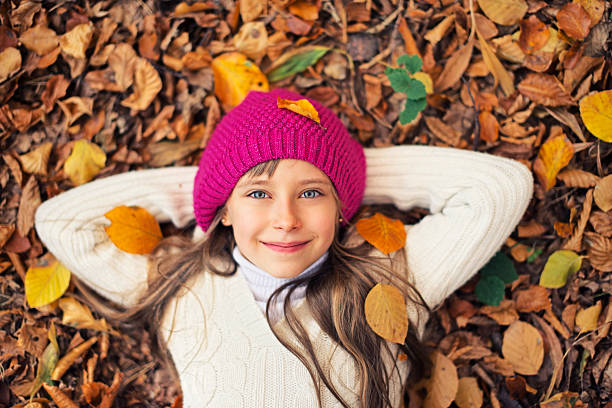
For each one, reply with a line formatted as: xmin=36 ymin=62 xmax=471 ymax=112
xmin=302 ymin=190 xmax=322 ymax=199
xmin=248 ymin=191 xmax=268 ymax=199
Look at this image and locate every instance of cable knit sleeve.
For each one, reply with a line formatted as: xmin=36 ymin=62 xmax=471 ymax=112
xmin=34 ymin=167 xmax=197 ymax=307
xmin=363 ymin=146 xmax=533 ymax=308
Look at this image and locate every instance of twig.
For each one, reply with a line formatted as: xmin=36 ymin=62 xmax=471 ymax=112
xmin=365 ymin=3 xmax=404 ymax=34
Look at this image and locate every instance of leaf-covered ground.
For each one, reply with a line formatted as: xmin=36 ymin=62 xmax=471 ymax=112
xmin=1 ymin=0 xmax=611 ymax=407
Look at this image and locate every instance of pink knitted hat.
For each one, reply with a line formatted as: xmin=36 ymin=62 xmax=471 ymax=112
xmin=193 ymin=88 xmax=366 ymax=232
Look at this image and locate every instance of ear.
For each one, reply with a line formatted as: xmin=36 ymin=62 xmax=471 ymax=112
xmin=220 ymin=209 xmax=232 ymax=226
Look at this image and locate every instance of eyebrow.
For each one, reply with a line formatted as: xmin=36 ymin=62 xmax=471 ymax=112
xmin=236 ymin=178 xmax=331 ymax=189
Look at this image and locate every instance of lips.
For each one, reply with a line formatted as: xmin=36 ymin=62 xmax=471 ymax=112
xmin=263 ymin=241 xmax=310 ymax=247
xmin=262 ymin=240 xmax=311 ymax=253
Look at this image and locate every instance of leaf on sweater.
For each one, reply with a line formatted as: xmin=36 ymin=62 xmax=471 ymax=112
xmin=364 ymin=283 xmax=408 ymax=344
xmin=355 ymin=213 xmax=406 ymax=254
xmin=533 ymin=134 xmax=574 ymax=191
xmin=25 ymin=258 xmax=71 ymax=308
xmin=104 ymin=205 xmax=163 ymax=254
xmin=63 ymin=139 xmax=106 ymax=186
xmin=277 ymin=98 xmax=320 ymax=124
xmin=502 ymin=321 xmax=544 ymax=375
xmin=539 ymin=250 xmax=581 ymax=288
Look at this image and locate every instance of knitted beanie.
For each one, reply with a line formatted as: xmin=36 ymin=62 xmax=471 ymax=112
xmin=193 ymin=88 xmax=366 ymax=232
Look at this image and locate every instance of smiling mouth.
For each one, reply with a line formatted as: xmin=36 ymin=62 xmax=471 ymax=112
xmin=262 ymin=241 xmax=310 ymax=253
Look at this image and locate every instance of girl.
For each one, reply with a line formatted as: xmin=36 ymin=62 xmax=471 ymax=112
xmin=35 ymin=88 xmax=533 ymax=407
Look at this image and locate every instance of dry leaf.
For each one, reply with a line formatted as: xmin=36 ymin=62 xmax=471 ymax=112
xmin=63 ymin=139 xmax=106 ymax=185
xmin=182 ymin=47 xmax=212 ymax=70
xmin=518 ymin=73 xmax=574 ymax=106
xmin=574 ymin=0 xmax=605 ymax=27
xmin=25 ymin=259 xmax=71 ymax=308
xmin=109 ymin=43 xmax=138 ymax=91
xmin=57 ymin=96 xmax=93 ymax=126
xmin=478 ymin=110 xmax=499 ymax=143
xmin=0 ymin=47 xmax=21 ymax=82
xmin=435 ymin=36 xmax=473 ymax=93
xmin=514 ymin=285 xmax=551 ymax=313
xmin=575 ymin=301 xmax=602 ymax=332
xmin=517 ymin=220 xmax=547 ymax=237
xmin=42 ymin=383 xmax=79 ymax=408
xmin=277 ymin=98 xmax=320 ymax=124
xmin=480 ymin=299 xmax=519 ymax=325
xmin=424 ymin=115 xmax=461 ymax=146
xmin=104 ymin=205 xmax=163 ymax=254
xmin=17 ymin=176 xmax=41 ymax=236
xmin=585 ymin=232 xmax=612 ymax=272
xmin=0 ymin=224 xmax=15 ymax=249
xmin=364 ymin=283 xmax=408 ymax=344
xmin=589 ymin=211 xmax=612 ymax=237
xmin=476 ymin=0 xmax=527 ymax=25
xmin=240 ymin=0 xmax=266 ymax=22
xmin=120 ymin=58 xmax=162 ymax=111
xmin=41 ymin=75 xmax=70 ymax=113
xmin=579 ymin=90 xmax=612 ymax=143
xmin=58 ymin=297 xmax=111 ymax=332
xmin=417 ymin=351 xmax=459 ymax=408
xmin=518 ymin=15 xmax=549 ymax=54
xmin=19 ymin=24 xmax=59 ymax=55
xmin=18 ymin=142 xmax=52 ymax=176
xmin=59 ymin=23 xmax=93 ymax=59
xmin=233 ymin=22 xmax=268 ymax=60
xmin=424 ymin=15 xmax=455 ymax=46
xmin=502 ymin=321 xmax=544 ymax=375
xmin=557 ymin=3 xmax=591 ymax=40
xmin=212 ymin=52 xmax=269 ymax=109
xmin=505 ymin=375 xmax=537 ymax=399
xmin=51 ymin=335 xmax=98 ymax=381
xmin=477 ymin=30 xmax=515 ymax=96
xmin=557 ymin=168 xmax=600 ymax=188
xmin=455 ymin=377 xmax=483 ymax=408
xmin=355 ymin=213 xmax=406 ymax=254
xmin=533 ymin=134 xmax=574 ymax=191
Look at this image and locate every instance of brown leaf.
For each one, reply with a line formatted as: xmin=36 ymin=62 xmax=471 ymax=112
xmin=477 ymin=30 xmax=515 ymax=96
xmin=16 ymin=323 xmax=47 ymax=358
xmin=502 ymin=321 xmax=544 ymax=375
xmin=455 ymin=377 xmax=483 ymax=408
xmin=557 ymin=168 xmax=600 ymax=188
xmin=52 ymin=336 xmax=98 ymax=381
xmin=0 ymin=224 xmax=15 ymax=249
xmin=505 ymin=375 xmax=537 ymax=399
xmin=41 ymin=75 xmax=70 ymax=113
xmin=478 ymin=110 xmax=499 ymax=143
xmin=476 ymin=0 xmax=527 ymax=25
xmin=18 ymin=143 xmax=53 ymax=176
xmin=57 ymin=97 xmax=93 ymax=126
xmin=590 ymin=211 xmax=612 ymax=237
xmin=233 ymin=21 xmax=268 ymax=60
xmin=424 ymin=115 xmax=461 ymax=146
xmin=593 ymin=175 xmax=612 ymax=212
xmin=480 ymin=299 xmax=519 ymax=325
xmin=515 ymin=285 xmax=551 ymax=313
xmin=557 ymin=3 xmax=591 ymax=40
xmin=42 ymin=383 xmax=79 ymax=408
xmin=182 ymin=47 xmax=212 ymax=70
xmin=574 ymin=0 xmax=605 ymax=27
xmin=59 ymin=23 xmax=93 ymax=59
xmin=17 ymin=176 xmax=41 ymax=236
xmin=139 ymin=32 xmax=160 ymax=60
xmin=518 ymin=15 xmax=549 ymax=54
xmin=19 ymin=24 xmax=59 ymax=55
xmin=435 ymin=36 xmax=473 ymax=93
xmin=0 ymin=47 xmax=21 ymax=82
xmin=415 ymin=351 xmax=458 ymax=408
xmin=481 ymin=355 xmax=515 ymax=376
xmin=563 ymin=189 xmax=593 ymax=251
xmin=585 ymin=232 xmax=612 ymax=272
xmin=424 ymin=15 xmax=455 ymax=46
xmin=518 ymin=73 xmax=574 ymax=106
xmin=59 ymin=297 xmax=112 ymax=333
xmin=108 ymin=43 xmax=138 ymax=91
xmin=533 ymin=314 xmax=564 ymax=388
xmin=120 ymin=58 xmax=162 ymax=111
xmin=575 ymin=301 xmax=602 ymax=332
xmin=518 ymin=220 xmax=547 ymax=237
xmin=240 ymin=0 xmax=266 ymax=22
xmin=3 ymin=152 xmax=23 ymax=186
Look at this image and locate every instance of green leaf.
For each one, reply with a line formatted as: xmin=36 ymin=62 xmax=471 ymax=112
xmin=475 ymin=275 xmax=505 ymax=306
xmin=29 ymin=323 xmax=59 ymax=396
xmin=385 ymin=68 xmax=426 ymax=99
xmin=539 ymin=250 xmax=581 ymax=288
xmin=267 ymin=46 xmax=329 ymax=82
xmin=399 ymin=98 xmax=426 ymax=124
xmin=526 ymin=247 xmax=542 ymax=263
xmin=480 ymin=252 xmax=518 ymax=284
xmin=397 ymin=54 xmax=422 ymax=74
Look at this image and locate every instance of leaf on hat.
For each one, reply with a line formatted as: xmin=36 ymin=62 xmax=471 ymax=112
xmin=277 ymin=98 xmax=320 ymax=124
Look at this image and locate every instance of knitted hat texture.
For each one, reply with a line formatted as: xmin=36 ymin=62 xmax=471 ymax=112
xmin=193 ymin=89 xmax=366 ymax=232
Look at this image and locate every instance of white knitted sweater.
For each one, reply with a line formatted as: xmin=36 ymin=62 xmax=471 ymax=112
xmin=34 ymin=145 xmax=533 ymax=407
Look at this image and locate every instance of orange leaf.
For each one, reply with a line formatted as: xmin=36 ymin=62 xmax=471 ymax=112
xmin=478 ymin=110 xmax=499 ymax=142
xmin=476 ymin=0 xmax=527 ymax=25
xmin=120 ymin=58 xmax=162 ymax=111
xmin=514 ymin=285 xmax=551 ymax=313
xmin=364 ymin=283 xmax=408 ymax=344
xmin=455 ymin=377 xmax=484 ymax=408
xmin=518 ymin=73 xmax=574 ymax=106
xmin=212 ymin=52 xmax=269 ymax=109
xmin=104 ymin=205 xmax=162 ymax=254
xmin=557 ymin=3 xmax=591 ymax=40
xmin=575 ymin=301 xmax=602 ymax=332
xmin=355 ymin=213 xmax=406 ymax=254
xmin=277 ymin=98 xmax=320 ymax=124
xmin=415 ymin=350 xmax=459 ymax=408
xmin=502 ymin=321 xmax=544 ymax=375
xmin=518 ymin=15 xmax=549 ymax=54
xmin=533 ymin=134 xmax=574 ymax=191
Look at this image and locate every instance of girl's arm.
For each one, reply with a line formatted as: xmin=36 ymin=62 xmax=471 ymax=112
xmin=362 ymin=145 xmax=533 ymax=309
xmin=34 ymin=167 xmax=197 ymax=307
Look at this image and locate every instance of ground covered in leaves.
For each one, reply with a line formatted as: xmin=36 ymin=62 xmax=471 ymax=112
xmin=1 ymin=0 xmax=612 ymax=407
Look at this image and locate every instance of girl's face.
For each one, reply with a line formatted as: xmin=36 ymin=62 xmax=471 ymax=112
xmin=223 ymin=159 xmax=339 ymax=279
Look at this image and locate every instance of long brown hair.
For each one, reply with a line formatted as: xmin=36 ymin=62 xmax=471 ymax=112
xmin=75 ymin=160 xmax=431 ymax=407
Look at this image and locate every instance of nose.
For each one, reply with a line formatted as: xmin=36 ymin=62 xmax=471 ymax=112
xmin=273 ymin=199 xmax=301 ymax=231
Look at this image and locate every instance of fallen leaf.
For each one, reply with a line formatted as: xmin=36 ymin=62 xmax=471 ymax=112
xmin=364 ymin=283 xmax=408 ymax=344
xmin=579 ymin=90 xmax=612 ymax=142
xmin=212 ymin=52 xmax=269 ymax=109
xmin=515 ymin=285 xmax=551 ymax=313
xmin=239 ymin=0 xmax=266 ymax=22
xmin=63 ymin=139 xmax=106 ymax=185
xmin=478 ymin=110 xmax=499 ymax=142
xmin=518 ymin=73 xmax=574 ymax=106
xmin=424 ymin=15 xmax=455 ymax=46
xmin=59 ymin=22 xmax=93 ymax=59
xmin=539 ymin=250 xmax=582 ymax=288
xmin=502 ymin=321 xmax=544 ymax=375
xmin=28 ymin=324 xmax=59 ymax=397
xmin=57 ymin=96 xmax=93 ymax=126
xmin=81 ymin=371 xmax=123 ymax=408
xmin=557 ymin=3 xmax=591 ymax=40
xmin=533 ymin=134 xmax=574 ymax=191
xmin=477 ymin=30 xmax=515 ymax=96
xmin=25 ymin=259 xmax=71 ymax=308
xmin=435 ymin=36 xmax=474 ymax=93
xmin=476 ymin=0 xmax=527 ymax=25
xmin=58 ymin=297 xmax=112 ymax=333
xmin=557 ymin=168 xmax=600 ymax=188
xmin=17 ymin=176 xmax=41 ymax=236
xmin=574 ymin=0 xmax=605 ymax=27
xmin=277 ymin=98 xmax=320 ymax=124
xmin=518 ymin=15 xmax=549 ymax=54
xmin=182 ymin=46 xmax=212 ymax=70
xmin=42 ymin=383 xmax=79 ymax=408
xmin=121 ymin=58 xmax=162 ymax=111
xmin=355 ymin=213 xmax=406 ymax=254
xmin=233 ymin=21 xmax=268 ymax=60
xmin=19 ymin=24 xmax=59 ymax=55
xmin=109 ymin=43 xmax=138 ymax=91
xmin=0 ymin=224 xmax=15 ymax=249
xmin=0 ymin=47 xmax=21 ymax=82
xmin=104 ymin=205 xmax=163 ymax=254
xmin=52 ymin=335 xmax=98 ymax=381
xmin=575 ymin=301 xmax=602 ymax=332
xmin=480 ymin=299 xmax=519 ymax=325
xmin=589 ymin=211 xmax=612 ymax=237
xmin=585 ymin=232 xmax=612 ymax=272
xmin=416 ymin=351 xmax=458 ymax=408
xmin=41 ymin=75 xmax=70 ymax=112
xmin=563 ymin=188 xmax=593 ymax=251
xmin=505 ymin=375 xmax=537 ymax=399
xmin=424 ymin=115 xmax=461 ymax=146
xmin=18 ymin=142 xmax=53 ymax=176
xmin=455 ymin=377 xmax=483 ymax=408
xmin=518 ymin=220 xmax=547 ymax=237
xmin=265 ymin=45 xmax=329 ymax=82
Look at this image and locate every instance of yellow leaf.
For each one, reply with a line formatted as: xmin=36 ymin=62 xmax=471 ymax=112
xmin=364 ymin=283 xmax=408 ymax=344
xmin=539 ymin=250 xmax=582 ymax=288
xmin=120 ymin=58 xmax=162 ymax=111
xmin=59 ymin=23 xmax=93 ymax=59
xmin=104 ymin=205 xmax=162 ymax=254
xmin=414 ymin=351 xmax=459 ymax=408
xmin=19 ymin=24 xmax=59 ymax=55
xmin=477 ymin=30 xmax=515 ymax=96
xmin=277 ymin=98 xmax=320 ymax=124
xmin=0 ymin=47 xmax=22 ymax=82
xmin=212 ymin=52 xmax=269 ymax=109
xmin=575 ymin=301 xmax=601 ymax=332
xmin=355 ymin=213 xmax=406 ymax=254
xmin=502 ymin=321 xmax=544 ymax=375
xmin=455 ymin=377 xmax=483 ymax=408
xmin=413 ymin=72 xmax=434 ymax=94
xmin=579 ymin=90 xmax=612 ymax=142
xmin=63 ymin=140 xmax=106 ymax=186
xmin=25 ymin=260 xmax=71 ymax=308
xmin=533 ymin=134 xmax=574 ymax=191
xmin=477 ymin=0 xmax=528 ymax=25
xmin=58 ymin=297 xmax=111 ymax=332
